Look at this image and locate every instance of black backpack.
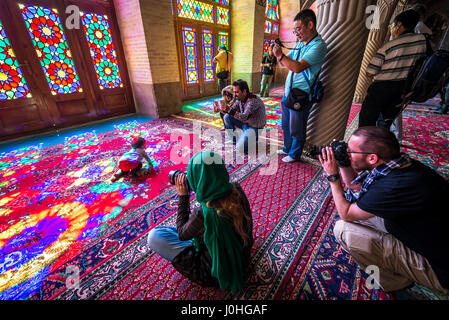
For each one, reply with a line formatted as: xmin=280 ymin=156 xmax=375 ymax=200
xmin=402 ymin=35 xmax=449 ymax=103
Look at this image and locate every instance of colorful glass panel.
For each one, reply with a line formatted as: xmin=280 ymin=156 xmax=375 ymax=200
xmin=264 ymin=20 xmax=272 ymax=34
xmin=81 ymin=12 xmax=123 ymax=90
xmin=182 ymin=26 xmax=199 ymax=84
xmin=20 ymin=4 xmax=82 ymax=95
xmin=216 ymin=7 xmax=229 ymax=25
xmin=265 ymin=0 xmax=280 ymax=21
xmin=218 ymin=31 xmax=229 ymax=50
xmin=272 ymin=23 xmax=279 ymax=36
xmin=215 ymin=0 xmax=230 ymax=5
xmin=263 ymin=39 xmax=270 ymax=55
xmin=202 ymin=29 xmax=214 ymax=82
xmin=177 ymin=0 xmax=214 ymax=24
xmin=0 ymin=19 xmax=31 ymax=100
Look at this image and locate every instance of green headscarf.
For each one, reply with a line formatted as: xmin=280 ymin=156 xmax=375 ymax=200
xmin=187 ymin=151 xmax=245 ymax=294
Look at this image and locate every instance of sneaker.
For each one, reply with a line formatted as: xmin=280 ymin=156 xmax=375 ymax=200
xmin=282 ymin=156 xmax=299 ymax=163
xmin=277 ymin=149 xmax=288 ymax=156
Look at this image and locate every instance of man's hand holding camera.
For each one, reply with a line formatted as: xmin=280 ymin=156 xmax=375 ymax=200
xmin=318 ymin=147 xmax=339 ymax=177
xmin=175 ymin=174 xmax=189 ymax=196
xmin=270 ymin=40 xmax=284 ymax=63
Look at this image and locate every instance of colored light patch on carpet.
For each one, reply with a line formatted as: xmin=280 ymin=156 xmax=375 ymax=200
xmin=1 ymin=118 xmax=261 ymax=299
xmin=176 ymin=96 xmax=284 ymax=143
xmin=61 ymin=158 xmax=328 ymax=300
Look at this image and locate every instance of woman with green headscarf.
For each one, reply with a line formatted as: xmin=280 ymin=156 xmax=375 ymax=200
xmin=147 ymin=151 xmax=253 ymax=293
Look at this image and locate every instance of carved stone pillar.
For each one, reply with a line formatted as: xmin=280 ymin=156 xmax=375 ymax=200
xmin=353 ymin=0 xmax=399 ymax=104
xmin=306 ymin=0 xmax=377 ymax=146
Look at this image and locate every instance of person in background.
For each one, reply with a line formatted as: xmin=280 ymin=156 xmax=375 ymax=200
xmin=358 ymin=10 xmax=427 ymax=129
xmin=271 ymin=9 xmax=327 ymax=163
xmin=221 ymin=79 xmax=267 ymax=154
xmin=260 ymin=47 xmax=277 ymax=97
xmin=110 ymin=136 xmax=153 ymax=182
xmin=213 ymin=85 xmax=235 ymax=130
xmin=214 ymin=45 xmax=233 ymax=92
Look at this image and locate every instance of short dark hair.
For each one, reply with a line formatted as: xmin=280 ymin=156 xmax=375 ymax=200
xmin=412 ymin=4 xmax=427 ymax=19
xmin=352 ymin=126 xmax=401 ymax=161
xmin=132 ymin=137 xmax=145 ymax=149
xmin=232 ymin=79 xmax=249 ymax=93
xmin=294 ymin=9 xmax=317 ymax=28
xmin=394 ymin=9 xmax=420 ymax=31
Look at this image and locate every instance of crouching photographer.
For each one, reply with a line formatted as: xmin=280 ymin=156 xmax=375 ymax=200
xmin=147 ymin=151 xmax=253 ymax=293
xmin=318 ymin=126 xmax=449 ymax=294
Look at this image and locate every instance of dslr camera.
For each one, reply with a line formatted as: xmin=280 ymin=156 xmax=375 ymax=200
xmin=270 ymin=38 xmax=283 ymax=49
xmin=168 ymin=170 xmax=191 ymax=192
xmin=309 ymin=140 xmax=351 ymax=167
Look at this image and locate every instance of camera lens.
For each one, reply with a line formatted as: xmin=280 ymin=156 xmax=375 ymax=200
xmin=168 ymin=170 xmax=191 ymax=192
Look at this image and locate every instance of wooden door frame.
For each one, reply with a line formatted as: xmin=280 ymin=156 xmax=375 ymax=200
xmin=172 ymin=0 xmax=231 ymax=101
xmin=0 ymin=0 xmax=135 ymax=141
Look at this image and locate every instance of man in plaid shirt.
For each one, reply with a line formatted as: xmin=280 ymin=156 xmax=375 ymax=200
xmin=318 ymin=126 xmax=448 ymax=295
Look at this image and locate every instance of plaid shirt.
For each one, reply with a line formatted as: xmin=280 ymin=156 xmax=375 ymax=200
xmin=344 ymin=154 xmax=412 ymax=203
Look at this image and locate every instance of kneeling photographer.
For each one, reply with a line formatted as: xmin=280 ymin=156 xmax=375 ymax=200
xmin=318 ymin=126 xmax=449 ymax=294
xmin=147 ymin=151 xmax=253 ymax=293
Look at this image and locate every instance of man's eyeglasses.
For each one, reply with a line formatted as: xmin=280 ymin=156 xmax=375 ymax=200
xmin=292 ymin=27 xmax=303 ymax=35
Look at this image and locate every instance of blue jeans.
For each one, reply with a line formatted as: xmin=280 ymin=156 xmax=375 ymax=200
xmin=223 ymin=113 xmax=259 ymax=154
xmin=281 ymin=95 xmax=311 ymax=160
xmin=147 ymin=226 xmax=192 ymax=262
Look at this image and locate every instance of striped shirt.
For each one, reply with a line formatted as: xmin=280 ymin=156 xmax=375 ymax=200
xmin=366 ymin=32 xmax=427 ymax=82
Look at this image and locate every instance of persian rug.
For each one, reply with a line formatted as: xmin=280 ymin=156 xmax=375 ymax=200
xmin=401 ymin=110 xmax=449 ymax=179
xmin=0 ymin=117 xmax=274 ymax=299
xmin=66 ymin=158 xmax=328 ymax=300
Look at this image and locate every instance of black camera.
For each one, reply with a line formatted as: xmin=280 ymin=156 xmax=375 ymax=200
xmin=309 ymin=140 xmax=351 ymax=167
xmin=168 ymin=170 xmax=191 ymax=192
xmin=270 ymin=38 xmax=283 ymax=49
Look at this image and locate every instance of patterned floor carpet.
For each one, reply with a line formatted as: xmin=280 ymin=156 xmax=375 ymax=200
xmin=1 ymin=87 xmax=447 ymax=300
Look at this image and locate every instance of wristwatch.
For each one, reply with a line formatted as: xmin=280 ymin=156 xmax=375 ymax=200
xmin=326 ymin=173 xmax=340 ymax=182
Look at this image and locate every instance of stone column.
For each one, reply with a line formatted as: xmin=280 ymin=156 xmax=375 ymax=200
xmin=113 ymin=0 xmax=181 ymax=118
xmin=353 ymin=0 xmax=399 ymax=104
xmin=306 ymin=0 xmax=377 ymax=146
xmin=231 ymin=0 xmax=266 ymax=92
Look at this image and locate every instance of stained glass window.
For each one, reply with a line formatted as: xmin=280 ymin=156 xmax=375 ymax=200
xmin=20 ymin=4 xmax=82 ymax=95
xmin=80 ymin=12 xmax=123 ymax=90
xmin=218 ymin=31 xmax=229 ymax=50
xmin=216 ymin=7 xmax=229 ymax=25
xmin=263 ymin=39 xmax=270 ymax=55
xmin=264 ymin=20 xmax=272 ymax=34
xmin=265 ymin=0 xmax=279 ymax=21
xmin=177 ymin=0 xmax=214 ymax=24
xmin=182 ymin=26 xmax=199 ymax=84
xmin=0 ymin=19 xmax=31 ymax=100
xmin=202 ymin=29 xmax=214 ymax=82
xmin=215 ymin=0 xmax=230 ymax=5
xmin=272 ymin=23 xmax=279 ymax=36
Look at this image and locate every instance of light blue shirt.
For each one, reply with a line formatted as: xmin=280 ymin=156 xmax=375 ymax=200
xmin=284 ymin=34 xmax=327 ymax=96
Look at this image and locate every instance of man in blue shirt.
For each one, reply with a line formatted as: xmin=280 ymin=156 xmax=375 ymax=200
xmin=272 ymin=9 xmax=327 ymax=163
